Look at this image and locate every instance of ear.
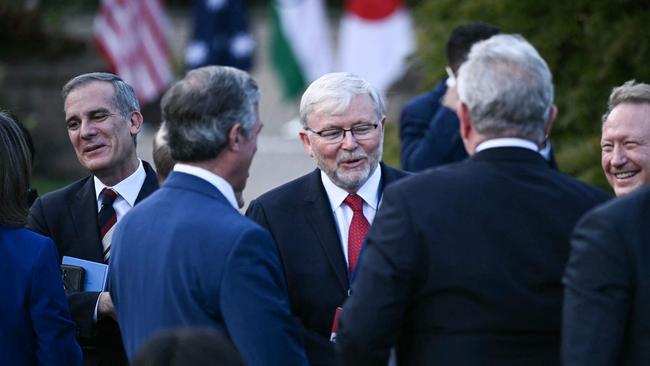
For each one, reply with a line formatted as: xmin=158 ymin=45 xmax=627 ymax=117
xmin=457 ymin=102 xmax=472 ymax=141
xmin=129 ymin=111 xmax=144 ymax=135
xmin=228 ymin=123 xmax=243 ymax=151
xmin=544 ymin=105 xmax=558 ymax=140
xmin=457 ymin=102 xmax=477 ymax=155
xmin=379 ymin=116 xmax=386 ymax=133
xmin=299 ymin=130 xmax=314 ymax=158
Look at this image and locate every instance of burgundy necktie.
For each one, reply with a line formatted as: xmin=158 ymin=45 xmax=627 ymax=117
xmin=344 ymin=194 xmax=370 ymax=275
xmin=98 ymin=188 xmax=118 ymax=263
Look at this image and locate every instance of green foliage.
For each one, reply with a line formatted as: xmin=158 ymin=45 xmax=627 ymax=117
xmin=412 ymin=0 xmax=650 ymax=188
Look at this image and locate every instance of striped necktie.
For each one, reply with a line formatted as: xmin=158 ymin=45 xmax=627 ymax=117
xmin=98 ymin=188 xmax=118 ymax=263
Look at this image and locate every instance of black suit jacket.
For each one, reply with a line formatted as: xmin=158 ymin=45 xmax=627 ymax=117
xmin=245 ymin=163 xmax=408 ymax=366
xmin=336 ymin=147 xmax=610 ymax=366
xmin=26 ymin=161 xmax=158 ymax=366
xmin=562 ymin=184 xmax=650 ymax=366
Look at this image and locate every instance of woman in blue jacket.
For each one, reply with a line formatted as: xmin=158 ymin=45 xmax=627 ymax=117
xmin=0 ymin=112 xmax=82 ymax=366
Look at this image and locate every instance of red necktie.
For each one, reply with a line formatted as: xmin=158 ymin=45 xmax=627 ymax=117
xmin=98 ymin=188 xmax=118 ymax=263
xmin=344 ymin=194 xmax=370 ymax=275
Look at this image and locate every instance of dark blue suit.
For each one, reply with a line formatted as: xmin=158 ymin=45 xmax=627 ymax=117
xmin=0 ymin=225 xmax=82 ymax=366
xmin=26 ymin=161 xmax=158 ymax=365
xmin=246 ymin=163 xmax=408 ymax=366
xmin=337 ymin=147 xmax=609 ymax=365
xmin=399 ymin=80 xmax=468 ymax=171
xmin=109 ymin=172 xmax=308 ymax=365
xmin=563 ymin=184 xmax=650 ymax=365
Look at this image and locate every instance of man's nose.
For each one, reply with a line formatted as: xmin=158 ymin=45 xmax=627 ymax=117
xmin=79 ymin=120 xmax=97 ymax=139
xmin=341 ymin=130 xmax=359 ymax=150
xmin=611 ymin=145 xmax=628 ymax=167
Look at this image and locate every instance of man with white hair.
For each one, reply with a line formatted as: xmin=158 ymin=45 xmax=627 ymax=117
xmin=336 ymin=34 xmax=610 ymax=365
xmin=246 ymin=72 xmax=407 ymax=366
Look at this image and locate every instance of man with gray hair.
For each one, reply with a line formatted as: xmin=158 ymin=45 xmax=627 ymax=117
xmin=336 ymin=35 xmax=609 ymax=365
xmin=599 ymin=80 xmax=650 ymax=196
xmin=246 ymin=72 xmax=407 ymax=366
xmin=108 ymin=66 xmax=308 ymax=365
xmin=27 ymin=72 xmax=159 ymax=365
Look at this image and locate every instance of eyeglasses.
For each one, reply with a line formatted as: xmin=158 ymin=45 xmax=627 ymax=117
xmin=305 ymin=123 xmax=379 ymax=143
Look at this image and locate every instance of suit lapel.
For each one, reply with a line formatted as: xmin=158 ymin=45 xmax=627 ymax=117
xmin=69 ymin=177 xmax=104 ymax=262
xmin=136 ymin=161 xmax=160 ymax=204
xmin=303 ymin=170 xmax=350 ymax=291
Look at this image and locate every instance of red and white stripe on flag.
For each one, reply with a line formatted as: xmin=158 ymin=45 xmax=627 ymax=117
xmin=94 ymin=0 xmax=173 ymax=104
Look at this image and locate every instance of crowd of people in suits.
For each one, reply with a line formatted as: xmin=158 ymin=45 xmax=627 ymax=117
xmin=1 ymin=23 xmax=649 ymax=366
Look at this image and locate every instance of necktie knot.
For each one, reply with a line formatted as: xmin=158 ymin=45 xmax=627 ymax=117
xmin=100 ymin=188 xmax=118 ymax=206
xmin=344 ymin=194 xmax=364 ymax=212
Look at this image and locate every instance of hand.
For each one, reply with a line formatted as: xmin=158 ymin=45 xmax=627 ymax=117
xmin=441 ymin=86 xmax=459 ymax=111
xmin=98 ymin=291 xmax=116 ymax=320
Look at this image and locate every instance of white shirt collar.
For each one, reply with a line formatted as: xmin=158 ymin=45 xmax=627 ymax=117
xmin=173 ymin=163 xmax=239 ymax=210
xmin=94 ymin=159 xmax=145 ymax=207
xmin=321 ymin=165 xmax=382 ymax=211
xmin=475 ymin=137 xmax=539 ymax=153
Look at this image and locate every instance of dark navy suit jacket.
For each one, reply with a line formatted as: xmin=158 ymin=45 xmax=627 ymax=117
xmin=399 ymin=80 xmax=558 ymax=171
xmin=337 ymin=147 xmax=609 ymax=366
xmin=399 ymin=80 xmax=468 ymax=171
xmin=563 ymin=184 xmax=650 ymax=365
xmin=108 ymin=171 xmax=308 ymax=365
xmin=246 ymin=163 xmax=408 ymax=366
xmin=0 ymin=225 xmax=82 ymax=366
xmin=26 ymin=161 xmax=158 ymax=365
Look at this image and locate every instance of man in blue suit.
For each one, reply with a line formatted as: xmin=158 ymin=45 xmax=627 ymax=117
xmin=108 ymin=66 xmax=308 ymax=365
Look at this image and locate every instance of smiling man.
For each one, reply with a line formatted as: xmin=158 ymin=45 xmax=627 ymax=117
xmin=246 ymin=72 xmax=408 ymax=366
xmin=600 ymin=80 xmax=650 ymax=196
xmin=27 ymin=72 xmax=159 ymax=365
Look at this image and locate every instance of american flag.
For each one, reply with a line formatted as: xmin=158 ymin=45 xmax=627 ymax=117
xmin=94 ymin=0 xmax=173 ymax=104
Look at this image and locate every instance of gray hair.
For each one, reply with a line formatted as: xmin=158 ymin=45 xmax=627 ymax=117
xmin=0 ymin=112 xmax=32 ymax=227
xmin=299 ymin=72 xmax=385 ymax=127
xmin=602 ymin=80 xmax=650 ymax=123
xmin=62 ymin=72 xmax=140 ymax=119
xmin=457 ymin=34 xmax=554 ymax=144
xmin=162 ymin=66 xmax=260 ymax=162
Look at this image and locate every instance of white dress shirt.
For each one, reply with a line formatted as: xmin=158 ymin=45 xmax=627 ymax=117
xmin=321 ymin=166 xmax=382 ymax=267
xmin=94 ymin=160 xmax=146 ymax=220
xmin=476 ymin=137 xmax=540 ymax=154
xmin=93 ymin=159 xmax=146 ymax=321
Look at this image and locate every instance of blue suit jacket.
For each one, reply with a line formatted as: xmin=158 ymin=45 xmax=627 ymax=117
xmin=0 ymin=225 xmax=82 ymax=366
xmin=399 ymin=80 xmax=468 ymax=172
xmin=109 ymin=172 xmax=308 ymax=365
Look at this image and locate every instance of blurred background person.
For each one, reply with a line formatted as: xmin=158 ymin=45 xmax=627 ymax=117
xmin=185 ymin=0 xmax=255 ymax=71
xmin=399 ymin=22 xmax=499 ymax=171
xmin=0 ymin=111 xmax=82 ymax=366
xmin=152 ymin=122 xmax=175 ymax=184
xmin=599 ymin=80 xmax=650 ymax=196
xmin=132 ymin=328 xmax=243 ymax=366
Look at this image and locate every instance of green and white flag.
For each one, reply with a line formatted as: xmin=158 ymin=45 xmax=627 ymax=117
xmin=271 ymin=0 xmax=334 ymax=99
